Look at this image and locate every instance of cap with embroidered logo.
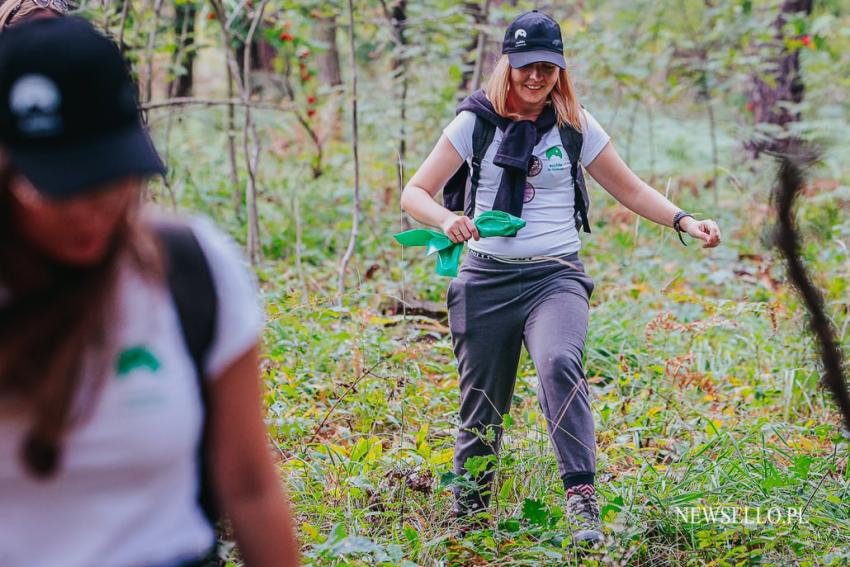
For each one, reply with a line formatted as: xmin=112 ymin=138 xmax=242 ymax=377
xmin=0 ymin=16 xmax=165 ymax=200
xmin=502 ymin=10 xmax=566 ymax=70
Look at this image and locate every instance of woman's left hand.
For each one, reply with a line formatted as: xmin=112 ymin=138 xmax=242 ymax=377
xmin=681 ymin=217 xmax=721 ymax=248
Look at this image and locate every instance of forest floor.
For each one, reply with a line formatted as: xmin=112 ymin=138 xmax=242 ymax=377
xmin=155 ymin=101 xmax=850 ymax=566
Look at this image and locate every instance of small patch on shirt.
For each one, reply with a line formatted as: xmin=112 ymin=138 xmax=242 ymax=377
xmin=523 ymin=182 xmax=536 ymax=203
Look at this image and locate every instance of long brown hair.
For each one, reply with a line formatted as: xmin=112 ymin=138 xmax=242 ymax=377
xmin=484 ymin=55 xmax=583 ymax=131
xmin=0 ymin=156 xmax=163 ymax=477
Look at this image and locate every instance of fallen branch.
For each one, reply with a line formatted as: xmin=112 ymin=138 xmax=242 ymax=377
xmin=306 ymin=357 xmax=392 ymax=447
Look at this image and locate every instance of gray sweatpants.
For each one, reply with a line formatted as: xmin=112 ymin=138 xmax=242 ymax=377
xmin=447 ymin=250 xmax=596 ymax=513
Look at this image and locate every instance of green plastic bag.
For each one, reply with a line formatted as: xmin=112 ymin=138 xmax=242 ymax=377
xmin=393 ymin=211 xmax=526 ymax=277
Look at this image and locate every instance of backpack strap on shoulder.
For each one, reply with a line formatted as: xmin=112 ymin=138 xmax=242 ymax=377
xmin=559 ymin=124 xmax=591 ymax=234
xmin=156 ymin=222 xmax=219 ymax=528
xmin=467 ymin=116 xmax=496 ymax=219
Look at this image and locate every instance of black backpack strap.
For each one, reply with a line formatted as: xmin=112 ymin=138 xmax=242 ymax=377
xmin=442 ymin=162 xmax=469 ymax=213
xmin=466 ymin=116 xmax=496 ymax=219
xmin=156 ymin=222 xmax=219 ymax=530
xmin=559 ymin=124 xmax=591 ymax=234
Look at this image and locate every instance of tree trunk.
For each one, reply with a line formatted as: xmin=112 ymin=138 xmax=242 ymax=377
xmin=380 ymin=0 xmax=408 ymax=167
xmin=315 ymin=15 xmax=343 ymax=87
xmin=458 ymin=1 xmax=485 ymax=93
xmin=458 ymin=0 xmax=514 ymax=94
xmin=168 ymin=2 xmax=197 ymax=98
xmin=392 ymin=0 xmax=407 ymax=164
xmin=746 ymin=0 xmax=814 ymax=157
xmin=235 ymin=40 xmax=276 ymax=96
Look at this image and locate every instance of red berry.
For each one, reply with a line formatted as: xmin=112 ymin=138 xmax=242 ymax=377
xmin=307 ymin=95 xmax=317 ymax=104
xmin=745 ymin=101 xmax=754 ymax=112
xmin=801 ymin=35 xmax=812 ymax=47
xmin=207 ymin=12 xmax=216 ymax=20
xmin=307 ymin=109 xmax=317 ymax=118
xmin=280 ymin=32 xmax=294 ymax=42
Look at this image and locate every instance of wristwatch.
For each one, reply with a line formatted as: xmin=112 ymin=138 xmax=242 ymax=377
xmin=673 ymin=211 xmax=695 ymax=246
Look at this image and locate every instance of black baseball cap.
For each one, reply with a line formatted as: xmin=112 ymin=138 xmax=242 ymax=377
xmin=0 ymin=17 xmax=165 ymax=200
xmin=502 ymin=10 xmax=566 ymax=70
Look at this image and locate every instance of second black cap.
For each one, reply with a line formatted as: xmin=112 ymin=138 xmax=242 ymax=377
xmin=0 ymin=16 xmax=165 ymax=200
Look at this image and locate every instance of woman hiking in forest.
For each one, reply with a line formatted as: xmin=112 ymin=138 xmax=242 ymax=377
xmin=0 ymin=18 xmax=299 ymax=567
xmin=401 ymin=10 xmax=721 ymax=544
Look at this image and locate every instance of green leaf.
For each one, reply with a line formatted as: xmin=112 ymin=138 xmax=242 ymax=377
xmin=499 ymin=476 xmax=514 ymax=501
xmin=522 ymin=498 xmax=550 ymax=527
xmin=464 ymin=454 xmax=495 ymax=477
xmin=791 ymin=455 xmax=813 ymax=479
xmin=350 ymin=438 xmax=369 ymax=462
xmin=499 ymin=518 xmax=521 ymax=533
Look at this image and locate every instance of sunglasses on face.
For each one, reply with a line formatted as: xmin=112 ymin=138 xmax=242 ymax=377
xmin=2 ymin=0 xmax=69 ymax=28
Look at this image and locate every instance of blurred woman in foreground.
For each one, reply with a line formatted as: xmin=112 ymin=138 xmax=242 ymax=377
xmin=0 ymin=17 xmax=299 ymax=567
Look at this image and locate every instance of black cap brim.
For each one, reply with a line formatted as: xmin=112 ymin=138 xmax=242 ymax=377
xmin=9 ymin=125 xmax=166 ymax=200
xmin=508 ymin=50 xmax=567 ymax=70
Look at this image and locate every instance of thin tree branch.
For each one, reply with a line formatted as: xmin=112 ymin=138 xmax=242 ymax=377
xmin=143 ymin=0 xmax=164 ymax=107
xmin=226 ymin=66 xmax=242 ymax=218
xmin=337 ymin=0 xmax=362 ymax=304
xmin=242 ymin=0 xmax=269 ymax=265
xmin=140 ymin=97 xmax=295 ymax=112
xmin=117 ymin=0 xmax=130 ymax=53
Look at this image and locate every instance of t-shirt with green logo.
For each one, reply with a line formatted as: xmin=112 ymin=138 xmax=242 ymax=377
xmin=0 ymin=212 xmax=263 ymax=567
xmin=444 ymin=108 xmax=610 ymax=258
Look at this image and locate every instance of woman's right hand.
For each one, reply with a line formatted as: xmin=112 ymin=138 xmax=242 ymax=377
xmin=441 ymin=214 xmax=480 ymax=243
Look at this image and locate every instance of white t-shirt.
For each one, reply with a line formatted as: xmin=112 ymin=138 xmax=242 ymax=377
xmin=0 ymin=213 xmax=263 ymax=567
xmin=443 ymin=108 xmax=610 ymax=258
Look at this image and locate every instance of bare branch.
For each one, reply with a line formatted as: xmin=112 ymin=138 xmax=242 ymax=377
xmin=338 ymin=0 xmax=362 ymax=304
xmin=142 ymin=0 xmax=164 ymax=107
xmin=242 ymin=0 xmax=270 ymax=266
xmin=117 ymin=0 xmax=130 ymax=53
xmin=140 ymin=97 xmax=295 ymax=113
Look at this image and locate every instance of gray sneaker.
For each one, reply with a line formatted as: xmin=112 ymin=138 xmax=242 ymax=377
xmin=566 ymin=489 xmax=603 ymax=545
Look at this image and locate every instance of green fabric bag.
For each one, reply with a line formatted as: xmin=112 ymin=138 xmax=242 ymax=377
xmin=393 ymin=211 xmax=526 ymax=277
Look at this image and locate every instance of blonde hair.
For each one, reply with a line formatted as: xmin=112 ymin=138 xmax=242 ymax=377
xmin=484 ymin=55 xmax=582 ymax=131
xmin=0 ymin=0 xmax=67 ymax=30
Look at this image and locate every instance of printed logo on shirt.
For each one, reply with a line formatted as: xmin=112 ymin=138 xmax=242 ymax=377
xmin=527 ymin=155 xmax=542 ymax=177
xmin=545 ymin=146 xmax=563 ymax=160
xmin=545 ymin=145 xmax=567 ymax=172
xmin=116 ymin=346 xmax=161 ymax=377
xmin=523 ymin=182 xmax=535 ymax=203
